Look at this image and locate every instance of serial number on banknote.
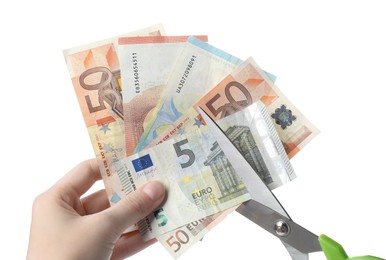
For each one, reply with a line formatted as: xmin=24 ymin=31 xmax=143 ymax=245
xmin=176 ymin=55 xmax=196 ymax=93
xmin=132 ymin=52 xmax=140 ymax=93
xmin=159 ymin=122 xmax=184 ymax=144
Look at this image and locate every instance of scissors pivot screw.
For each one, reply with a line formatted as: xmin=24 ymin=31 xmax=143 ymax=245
xmin=274 ymin=220 xmax=291 ymax=237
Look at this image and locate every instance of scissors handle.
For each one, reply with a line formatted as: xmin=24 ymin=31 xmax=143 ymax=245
xmin=319 ymin=234 xmax=384 ymax=260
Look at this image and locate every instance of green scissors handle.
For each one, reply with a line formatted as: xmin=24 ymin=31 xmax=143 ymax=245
xmin=319 ymin=234 xmax=384 ymax=260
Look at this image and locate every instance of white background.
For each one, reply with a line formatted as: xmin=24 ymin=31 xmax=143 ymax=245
xmin=1 ymin=1 xmax=385 ymax=259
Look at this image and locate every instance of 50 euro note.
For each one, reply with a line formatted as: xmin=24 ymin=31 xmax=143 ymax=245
xmin=63 ymin=24 xmax=165 ymax=203
xmin=117 ymin=35 xmax=208 ymax=156
xmin=147 ymin=57 xmax=319 ymax=160
xmin=114 ymin=123 xmax=254 ymax=241
xmin=157 ymin=100 xmax=296 ymax=258
xmin=134 ymin=36 xmax=243 ymax=152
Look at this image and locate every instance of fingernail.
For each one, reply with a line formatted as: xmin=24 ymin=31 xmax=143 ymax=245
xmin=142 ymin=181 xmax=165 ymax=201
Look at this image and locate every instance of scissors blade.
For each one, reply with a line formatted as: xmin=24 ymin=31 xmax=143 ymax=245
xmin=237 ymin=200 xmax=322 ymax=254
xmin=198 ymin=107 xmax=322 ymax=257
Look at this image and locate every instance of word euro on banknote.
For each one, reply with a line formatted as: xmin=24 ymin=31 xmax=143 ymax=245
xmin=63 ymin=24 xmax=165 ymax=203
xmin=114 ymin=123 xmax=253 ymax=241
xmin=147 ymin=57 xmax=319 ymax=160
xmin=117 ymin=35 xmax=208 ymax=156
xmin=158 ymin=100 xmax=295 ymax=258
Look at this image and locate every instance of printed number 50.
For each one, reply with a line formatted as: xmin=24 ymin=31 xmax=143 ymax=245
xmin=205 ymin=81 xmax=252 ymax=118
xmin=166 ymin=230 xmax=190 ymax=253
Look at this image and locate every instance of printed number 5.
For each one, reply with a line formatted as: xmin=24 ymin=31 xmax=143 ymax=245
xmin=173 ymin=139 xmax=195 ymax=168
xmin=154 ymin=208 xmax=168 ymax=227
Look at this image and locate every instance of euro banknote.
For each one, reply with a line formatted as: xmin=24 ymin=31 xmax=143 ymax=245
xmin=134 ymin=36 xmax=243 ymax=152
xmin=117 ymin=35 xmax=208 ymax=156
xmin=157 ymin=100 xmax=296 ymax=257
xmin=63 ymin=24 xmax=165 ymax=203
xmin=114 ymin=124 xmax=252 ymax=240
xmin=146 ymin=57 xmax=319 ymax=160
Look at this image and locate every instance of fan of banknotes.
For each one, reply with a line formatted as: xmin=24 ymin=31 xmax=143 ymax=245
xmin=63 ymin=23 xmax=319 ymax=258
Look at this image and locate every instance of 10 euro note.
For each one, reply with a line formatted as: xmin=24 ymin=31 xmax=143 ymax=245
xmin=114 ymin=123 xmax=252 ymax=241
xmin=134 ymin=36 xmax=243 ymax=152
xmin=117 ymin=35 xmax=208 ymax=156
xmin=158 ymin=100 xmax=296 ymax=258
xmin=63 ymin=24 xmax=165 ymax=203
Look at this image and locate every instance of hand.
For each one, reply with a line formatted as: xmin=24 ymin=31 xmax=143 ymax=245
xmin=27 ymin=159 xmax=166 ymax=260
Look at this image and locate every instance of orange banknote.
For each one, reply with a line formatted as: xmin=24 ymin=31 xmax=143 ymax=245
xmin=63 ymin=24 xmax=165 ymax=203
xmin=147 ymin=57 xmax=319 ymax=159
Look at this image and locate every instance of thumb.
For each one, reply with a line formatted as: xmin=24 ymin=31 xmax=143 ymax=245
xmin=102 ymin=181 xmax=166 ymax=235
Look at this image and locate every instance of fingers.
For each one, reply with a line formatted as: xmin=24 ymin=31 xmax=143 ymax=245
xmin=101 ymin=181 xmax=166 ymax=235
xmin=54 ymin=159 xmax=101 ymax=197
xmin=110 ymin=230 xmax=157 ymax=260
xmin=81 ymin=189 xmax=110 ymax=215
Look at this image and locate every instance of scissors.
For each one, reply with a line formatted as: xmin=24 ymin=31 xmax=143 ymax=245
xmin=198 ymin=107 xmax=383 ymax=260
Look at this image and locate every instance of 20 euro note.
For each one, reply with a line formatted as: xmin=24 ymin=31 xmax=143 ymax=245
xmin=63 ymin=24 xmax=165 ymax=203
xmin=134 ymin=36 xmax=243 ymax=152
xmin=157 ymin=100 xmax=296 ymax=258
xmin=146 ymin=57 xmax=319 ymax=160
xmin=117 ymin=35 xmax=208 ymax=156
xmin=114 ymin=123 xmax=252 ymax=241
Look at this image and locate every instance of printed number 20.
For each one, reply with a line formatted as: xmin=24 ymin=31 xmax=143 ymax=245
xmin=173 ymin=139 xmax=195 ymax=168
